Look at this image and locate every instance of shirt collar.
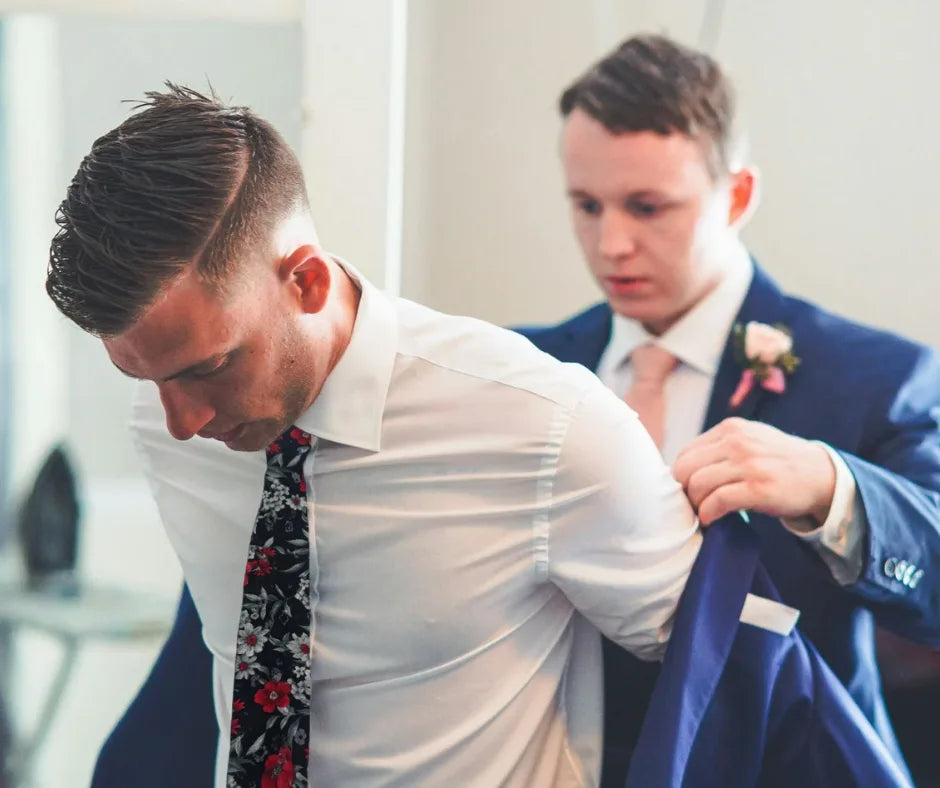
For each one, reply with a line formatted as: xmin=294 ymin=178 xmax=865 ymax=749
xmin=293 ymin=257 xmax=396 ymax=452
xmin=606 ymin=241 xmax=753 ymax=377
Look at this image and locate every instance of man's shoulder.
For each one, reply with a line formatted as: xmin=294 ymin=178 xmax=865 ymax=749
xmin=781 ymin=289 xmax=935 ymax=381
xmin=394 ymin=298 xmax=613 ymax=412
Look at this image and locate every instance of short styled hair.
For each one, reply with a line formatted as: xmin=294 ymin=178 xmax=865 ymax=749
xmin=47 ymin=83 xmax=308 ymax=337
xmin=559 ymin=34 xmax=737 ymax=178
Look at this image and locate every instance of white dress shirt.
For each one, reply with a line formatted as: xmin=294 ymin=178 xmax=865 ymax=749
xmin=131 ymin=261 xmax=701 ymax=787
xmin=596 ymin=241 xmax=864 ymax=584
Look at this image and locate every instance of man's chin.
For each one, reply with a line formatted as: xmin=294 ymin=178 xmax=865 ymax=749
xmin=611 ymin=302 xmax=666 ymax=332
xmin=222 ymin=423 xmax=284 ymax=453
xmin=609 ymin=299 xmax=687 ymax=337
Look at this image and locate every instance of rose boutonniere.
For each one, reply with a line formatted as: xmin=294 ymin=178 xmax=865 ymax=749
xmin=729 ymin=321 xmax=800 ymax=408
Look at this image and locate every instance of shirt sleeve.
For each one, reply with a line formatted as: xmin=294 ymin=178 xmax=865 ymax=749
xmin=544 ymin=384 xmax=702 ymax=661
xmin=780 ymin=442 xmax=865 ymax=585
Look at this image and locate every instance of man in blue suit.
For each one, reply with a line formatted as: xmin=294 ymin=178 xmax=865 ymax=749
xmin=95 ymin=34 xmax=940 ymax=787
xmin=516 ymin=33 xmax=940 ymax=785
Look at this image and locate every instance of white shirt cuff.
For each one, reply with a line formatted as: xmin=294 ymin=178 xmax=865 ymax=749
xmin=781 ymin=442 xmax=865 ymax=585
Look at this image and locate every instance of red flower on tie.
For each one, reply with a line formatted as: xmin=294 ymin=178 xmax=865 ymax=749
xmin=290 ymin=428 xmax=311 ymax=445
xmin=254 ymin=680 xmax=292 ymax=713
xmin=231 ymin=697 xmax=245 ymax=734
xmin=261 ymin=747 xmax=295 ymax=788
xmin=246 ymin=558 xmax=273 ymax=578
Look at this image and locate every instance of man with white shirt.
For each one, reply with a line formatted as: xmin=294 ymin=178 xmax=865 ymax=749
xmin=46 ymin=84 xmax=702 ymax=787
xmin=514 ymin=33 xmax=940 ymax=784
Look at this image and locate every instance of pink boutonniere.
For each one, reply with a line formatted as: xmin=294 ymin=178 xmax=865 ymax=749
xmin=729 ymin=321 xmax=800 ymax=408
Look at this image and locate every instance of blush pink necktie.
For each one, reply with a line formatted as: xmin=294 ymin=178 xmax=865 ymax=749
xmin=623 ymin=344 xmax=677 ymax=450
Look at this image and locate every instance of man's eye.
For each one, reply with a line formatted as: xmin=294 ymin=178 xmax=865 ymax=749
xmin=629 ymin=201 xmax=661 ymax=217
xmin=577 ymin=199 xmax=601 ymax=216
xmin=194 ymin=358 xmax=232 ymax=379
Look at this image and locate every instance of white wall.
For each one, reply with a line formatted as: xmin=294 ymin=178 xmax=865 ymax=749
xmin=721 ymin=0 xmax=940 ymax=346
xmin=402 ymin=0 xmax=599 ymax=325
xmin=2 ymin=15 xmax=69 ymax=504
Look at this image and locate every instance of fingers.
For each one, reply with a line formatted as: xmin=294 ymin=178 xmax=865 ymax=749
xmin=682 ymin=460 xmax=741 ymax=512
xmin=697 ymin=481 xmax=754 ymax=525
xmin=672 ymin=440 xmax=728 ymax=488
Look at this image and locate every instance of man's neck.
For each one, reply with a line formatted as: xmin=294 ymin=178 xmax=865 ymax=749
xmin=642 ymin=239 xmax=750 ymax=336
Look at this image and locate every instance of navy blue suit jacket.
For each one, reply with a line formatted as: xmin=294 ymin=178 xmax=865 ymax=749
xmin=94 ymin=263 xmax=940 ymax=786
xmin=626 ymin=517 xmax=911 ymax=788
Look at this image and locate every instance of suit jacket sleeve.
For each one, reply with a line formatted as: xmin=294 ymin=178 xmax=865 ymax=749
xmin=840 ymin=345 xmax=940 ymax=644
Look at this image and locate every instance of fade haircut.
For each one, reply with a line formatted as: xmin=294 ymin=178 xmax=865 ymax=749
xmin=559 ymin=34 xmax=738 ymax=178
xmin=47 ymin=83 xmax=308 ymax=337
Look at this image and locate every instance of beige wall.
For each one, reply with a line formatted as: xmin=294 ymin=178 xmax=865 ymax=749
xmin=402 ymin=0 xmax=598 ymax=326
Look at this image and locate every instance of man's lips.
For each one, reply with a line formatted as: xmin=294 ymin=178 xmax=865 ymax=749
xmin=603 ymin=275 xmax=651 ymax=295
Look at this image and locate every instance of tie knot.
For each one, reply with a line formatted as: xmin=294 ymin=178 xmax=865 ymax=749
xmin=630 ymin=344 xmax=677 ymax=384
xmin=267 ymin=426 xmax=314 ymax=464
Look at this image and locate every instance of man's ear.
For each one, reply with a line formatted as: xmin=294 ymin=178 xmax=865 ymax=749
xmin=278 ymin=245 xmax=330 ymax=314
xmin=728 ymin=166 xmax=760 ymax=229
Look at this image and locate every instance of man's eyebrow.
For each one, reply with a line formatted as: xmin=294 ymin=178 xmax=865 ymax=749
xmin=566 ymin=188 xmax=667 ymax=199
xmin=110 ymin=353 xmax=229 ymax=383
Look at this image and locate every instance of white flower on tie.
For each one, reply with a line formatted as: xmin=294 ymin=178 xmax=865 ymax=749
xmin=286 ymin=492 xmax=307 ymax=511
xmin=291 ymin=668 xmax=312 ymax=701
xmin=234 ymin=652 xmax=259 ymax=679
xmin=294 ymin=574 xmax=310 ymax=605
xmin=260 ymin=480 xmax=291 ymax=516
xmin=236 ymin=622 xmax=269 ymax=657
xmin=286 ymin=632 xmax=311 ymax=661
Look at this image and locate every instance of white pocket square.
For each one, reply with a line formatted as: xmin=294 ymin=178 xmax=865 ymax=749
xmin=739 ymin=593 xmax=800 ymax=636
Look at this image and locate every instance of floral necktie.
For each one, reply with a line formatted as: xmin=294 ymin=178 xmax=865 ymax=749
xmin=227 ymin=426 xmax=314 ymax=788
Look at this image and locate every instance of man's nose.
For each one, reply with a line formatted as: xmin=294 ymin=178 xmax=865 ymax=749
xmin=598 ymin=210 xmax=639 ymax=260
xmin=157 ymin=382 xmax=216 ymax=441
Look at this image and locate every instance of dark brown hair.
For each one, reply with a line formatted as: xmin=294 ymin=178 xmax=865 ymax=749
xmin=47 ymin=83 xmax=308 ymax=337
xmin=559 ymin=34 xmax=736 ymax=177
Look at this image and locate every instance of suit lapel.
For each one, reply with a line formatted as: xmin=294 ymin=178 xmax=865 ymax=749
xmin=703 ymin=263 xmax=791 ymax=431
